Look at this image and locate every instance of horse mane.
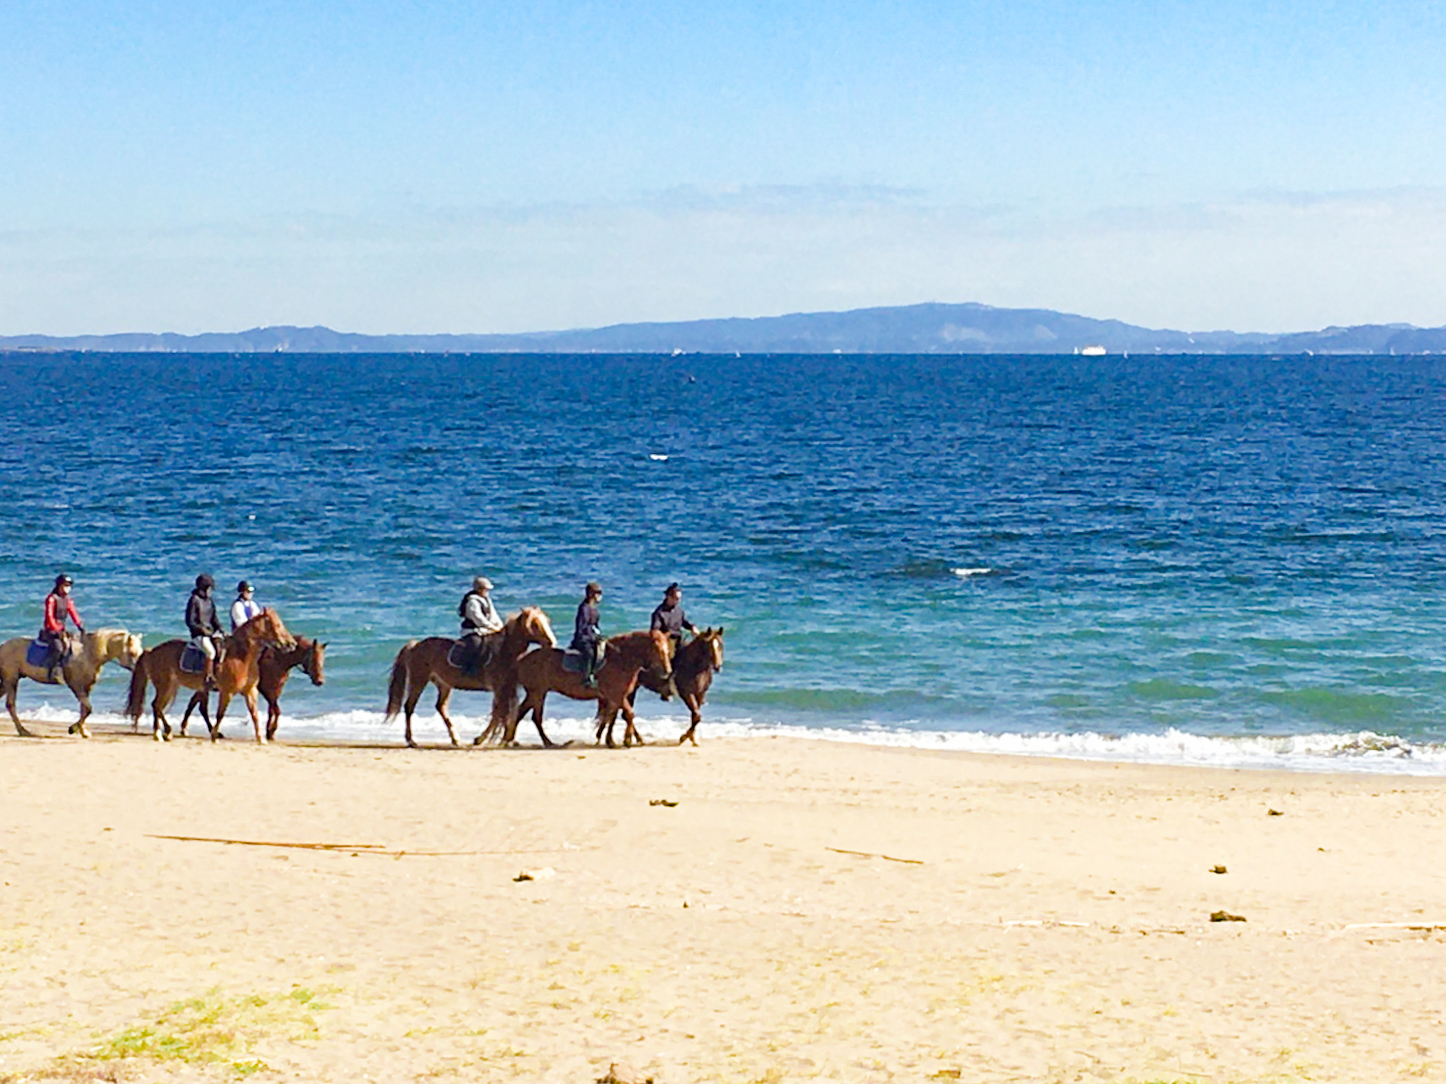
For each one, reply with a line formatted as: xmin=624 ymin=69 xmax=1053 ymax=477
xmin=233 ymin=607 xmax=288 ymax=648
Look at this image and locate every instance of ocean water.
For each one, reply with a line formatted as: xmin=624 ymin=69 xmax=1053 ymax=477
xmin=5 ymin=351 xmax=1446 ymax=773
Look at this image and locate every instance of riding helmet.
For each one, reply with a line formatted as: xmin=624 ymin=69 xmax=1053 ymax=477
xmin=237 ymin=580 xmax=252 ymax=593
xmin=55 ymin=573 xmax=73 ymax=588
xmin=196 ymin=573 xmax=215 ymax=589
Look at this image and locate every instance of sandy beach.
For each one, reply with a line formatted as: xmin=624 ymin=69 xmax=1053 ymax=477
xmin=3 ymin=726 xmax=1445 ymax=1083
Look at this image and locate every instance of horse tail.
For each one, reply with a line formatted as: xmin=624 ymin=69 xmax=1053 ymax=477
xmin=124 ymin=652 xmax=149 ymax=722
xmin=485 ymin=667 xmax=520 ymax=745
xmin=385 ymin=641 xmax=416 ymax=720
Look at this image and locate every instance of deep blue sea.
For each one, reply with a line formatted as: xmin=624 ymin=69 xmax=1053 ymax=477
xmin=6 ymin=351 xmax=1446 ymax=772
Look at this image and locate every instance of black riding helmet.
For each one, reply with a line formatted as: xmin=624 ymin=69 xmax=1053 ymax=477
xmin=55 ymin=573 xmax=73 ymax=588
xmin=196 ymin=573 xmax=215 ymax=590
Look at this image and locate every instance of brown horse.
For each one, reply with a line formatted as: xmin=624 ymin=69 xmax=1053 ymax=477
xmin=598 ymin=626 xmax=725 ymax=747
xmin=179 ymin=635 xmax=326 ymax=742
xmin=125 ymin=608 xmax=294 ymax=742
xmin=0 ymin=628 xmax=144 ymax=737
xmin=491 ymin=629 xmax=673 ymax=749
xmin=385 ymin=607 xmax=557 ymax=748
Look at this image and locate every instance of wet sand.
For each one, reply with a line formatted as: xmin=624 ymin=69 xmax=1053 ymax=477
xmin=3 ymin=726 xmax=1446 ymax=1083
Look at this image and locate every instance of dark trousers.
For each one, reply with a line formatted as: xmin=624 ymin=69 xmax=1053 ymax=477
xmin=39 ymin=629 xmax=65 ymax=674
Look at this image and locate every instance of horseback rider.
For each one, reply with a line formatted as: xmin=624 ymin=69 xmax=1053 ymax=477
xmin=649 ymin=582 xmax=697 ymax=701
xmin=186 ymin=574 xmax=226 ymax=689
xmin=40 ymin=574 xmax=85 ymax=681
xmin=571 ymin=581 xmax=604 ymax=688
xmin=230 ymin=580 xmax=262 ymax=632
xmin=457 ymin=575 xmax=503 ymax=672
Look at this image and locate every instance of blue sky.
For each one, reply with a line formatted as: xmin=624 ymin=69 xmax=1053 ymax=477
xmin=4 ymin=0 xmax=1446 ymax=334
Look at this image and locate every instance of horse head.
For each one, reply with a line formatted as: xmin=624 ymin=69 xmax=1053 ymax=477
xmin=88 ymin=628 xmax=144 ymax=671
xmin=304 ymin=639 xmax=327 ymax=686
xmin=701 ymin=626 xmax=725 ymax=673
xmin=120 ymin=632 xmax=145 ymax=671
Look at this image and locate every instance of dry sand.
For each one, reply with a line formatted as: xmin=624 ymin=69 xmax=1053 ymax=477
xmin=3 ymin=724 xmax=1446 ymax=1083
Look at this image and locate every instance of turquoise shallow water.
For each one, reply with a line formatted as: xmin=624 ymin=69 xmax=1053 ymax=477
xmin=5 ymin=352 xmax=1446 ymax=771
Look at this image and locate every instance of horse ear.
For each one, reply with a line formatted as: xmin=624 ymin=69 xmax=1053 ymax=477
xmin=717 ymin=626 xmax=725 ymax=636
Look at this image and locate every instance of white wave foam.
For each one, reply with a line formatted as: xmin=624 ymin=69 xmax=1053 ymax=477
xmin=17 ymin=704 xmax=1446 ymax=775
xmin=952 ymin=567 xmax=993 ymax=578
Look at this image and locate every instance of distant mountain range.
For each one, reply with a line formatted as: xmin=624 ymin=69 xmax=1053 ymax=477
xmin=5 ymin=302 xmax=1446 ymax=355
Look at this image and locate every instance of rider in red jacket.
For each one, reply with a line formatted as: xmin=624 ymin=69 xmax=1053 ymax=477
xmin=40 ymin=574 xmax=85 ymax=680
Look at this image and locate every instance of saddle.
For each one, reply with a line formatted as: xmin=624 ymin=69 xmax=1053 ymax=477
xmin=448 ymin=633 xmax=495 ymax=674
xmin=560 ymin=642 xmax=607 ymax=675
xmin=179 ymin=637 xmax=226 ymax=675
xmin=179 ymin=643 xmax=208 ymax=674
xmin=27 ymin=634 xmax=75 ymax=670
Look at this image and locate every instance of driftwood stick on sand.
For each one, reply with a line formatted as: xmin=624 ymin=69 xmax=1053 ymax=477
xmin=1333 ymin=921 xmax=1446 ymax=933
xmin=826 ymin=846 xmax=924 ymax=864
xmin=145 ymin=834 xmax=575 ymax=857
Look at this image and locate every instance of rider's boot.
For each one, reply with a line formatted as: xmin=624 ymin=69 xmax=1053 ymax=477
xmin=202 ymin=658 xmax=217 ymax=692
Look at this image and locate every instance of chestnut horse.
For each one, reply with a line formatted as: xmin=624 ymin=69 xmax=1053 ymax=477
xmin=487 ymin=629 xmax=673 ymax=749
xmin=0 ymin=628 xmax=144 ymax=737
xmin=598 ymin=626 xmax=725 ymax=747
xmin=385 ymin=607 xmax=557 ymax=748
xmin=124 ymin=608 xmax=294 ymax=742
xmin=179 ymin=635 xmax=326 ymax=741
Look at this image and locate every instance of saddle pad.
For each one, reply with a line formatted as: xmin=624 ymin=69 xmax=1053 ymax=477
xmin=26 ymin=639 xmax=48 ymax=668
xmin=447 ymin=641 xmax=469 ymax=669
xmin=560 ymin=647 xmax=607 ymax=674
xmin=179 ymin=643 xmax=208 ymax=673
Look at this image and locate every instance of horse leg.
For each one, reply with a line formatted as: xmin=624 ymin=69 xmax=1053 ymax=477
xmin=245 ymin=690 xmax=264 ymax=744
xmin=531 ymin=694 xmax=556 ymax=749
xmin=599 ymin=703 xmax=624 ymax=748
xmin=4 ymin=675 xmax=36 ymax=738
xmin=601 ymin=700 xmax=618 ymax=749
xmin=679 ymin=692 xmax=703 ymax=746
xmin=67 ymin=680 xmax=95 ymax=738
xmin=265 ymin=692 xmax=281 ymax=741
xmin=435 ymin=686 xmax=459 ymax=747
xmin=403 ymin=679 xmax=425 ymax=748
xmin=212 ymin=690 xmax=233 ymax=742
xmin=620 ymin=696 xmax=644 ymax=748
xmin=179 ymin=690 xmax=204 ymax=737
xmin=504 ymin=690 xmax=532 ymax=745
xmin=153 ymin=681 xmax=176 ymax=742
xmin=513 ymin=690 xmax=554 ymax=748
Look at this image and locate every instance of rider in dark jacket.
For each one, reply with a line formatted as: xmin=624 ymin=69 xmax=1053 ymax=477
xmin=571 ymin=582 xmax=604 ymax=688
xmin=186 ymin=574 xmax=225 ymax=688
xmin=648 ymin=582 xmax=696 ymax=701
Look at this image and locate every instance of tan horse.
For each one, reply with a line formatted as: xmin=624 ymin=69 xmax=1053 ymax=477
xmin=598 ymin=626 xmax=726 ymax=747
xmin=385 ymin=607 xmax=557 ymax=748
xmin=124 ymin=608 xmax=294 ymax=742
xmin=0 ymin=628 xmax=144 ymax=738
xmin=488 ymin=629 xmax=673 ymax=749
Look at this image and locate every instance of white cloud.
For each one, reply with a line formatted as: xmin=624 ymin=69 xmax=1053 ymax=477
xmin=3 ymin=186 xmax=1446 ymax=336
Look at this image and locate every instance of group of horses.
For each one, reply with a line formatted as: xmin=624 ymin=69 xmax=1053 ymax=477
xmin=384 ymin=608 xmax=727 ymax=748
xmin=0 ymin=604 xmax=725 ymax=749
xmin=0 ymin=608 xmax=325 ymax=743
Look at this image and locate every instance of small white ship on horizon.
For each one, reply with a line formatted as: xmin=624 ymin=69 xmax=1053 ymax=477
xmin=1076 ymin=345 xmax=1107 ymax=356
